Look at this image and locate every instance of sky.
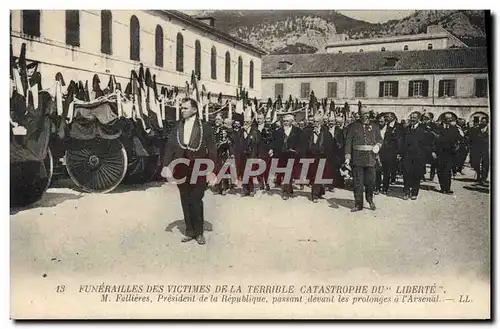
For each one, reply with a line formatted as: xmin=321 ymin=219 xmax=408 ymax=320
xmin=182 ymin=10 xmax=416 ymax=24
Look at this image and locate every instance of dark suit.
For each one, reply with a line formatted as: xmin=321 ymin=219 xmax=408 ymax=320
xmin=345 ymin=121 xmax=383 ymax=208
xmin=435 ymin=124 xmax=460 ymax=192
xmin=163 ymin=117 xmax=216 ymax=238
xmin=234 ymin=126 xmax=261 ymax=194
xmin=469 ymin=126 xmax=489 ymax=182
xmin=376 ymin=121 xmax=402 ymax=192
xmin=257 ymin=123 xmax=274 ymax=189
xmin=302 ymin=126 xmax=333 ymax=199
xmin=400 ymin=124 xmax=431 ymax=196
xmin=328 ymin=125 xmax=346 ymax=188
xmin=272 ymin=125 xmax=302 ymax=196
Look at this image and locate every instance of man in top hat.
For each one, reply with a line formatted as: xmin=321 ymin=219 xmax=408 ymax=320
xmin=256 ymin=112 xmax=273 ymax=191
xmin=468 ymin=116 xmax=489 ymax=185
xmin=344 ymin=106 xmax=383 ymax=212
xmin=400 ymin=112 xmax=432 ymax=200
xmin=302 ymin=113 xmax=333 ymax=202
xmin=376 ymin=112 xmax=402 ymax=194
xmin=162 ymin=98 xmax=217 ymax=245
xmin=213 ymin=113 xmax=233 ymax=195
xmin=234 ymin=108 xmax=261 ymax=196
xmin=327 ymin=113 xmax=346 ymax=190
xmin=270 ymin=113 xmax=302 ymax=200
xmin=434 ymin=113 xmax=461 ymax=194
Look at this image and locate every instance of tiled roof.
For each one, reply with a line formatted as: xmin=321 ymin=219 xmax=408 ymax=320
xmin=262 ymin=47 xmax=488 ymax=77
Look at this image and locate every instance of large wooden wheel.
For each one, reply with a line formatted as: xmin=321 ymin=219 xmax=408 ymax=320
xmin=65 ymin=139 xmax=128 ymax=193
xmin=10 ymin=148 xmax=53 ymax=208
xmin=122 ymin=155 xmax=161 ymax=185
xmin=43 ymin=147 xmax=54 ymax=191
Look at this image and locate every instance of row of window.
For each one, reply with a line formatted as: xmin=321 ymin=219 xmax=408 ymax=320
xmin=275 ymin=78 xmax=488 ymax=99
xmin=337 ymin=44 xmax=433 ymax=54
xmin=20 ymin=10 xmax=255 ymax=88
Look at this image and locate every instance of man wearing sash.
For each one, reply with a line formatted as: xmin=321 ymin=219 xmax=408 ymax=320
xmin=161 ymin=98 xmax=216 ymax=245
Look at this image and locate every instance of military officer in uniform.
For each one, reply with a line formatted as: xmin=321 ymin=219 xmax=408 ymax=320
xmin=344 ymin=106 xmax=383 ymax=212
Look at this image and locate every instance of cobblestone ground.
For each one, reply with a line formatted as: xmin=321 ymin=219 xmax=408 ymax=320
xmin=10 ymin=165 xmax=490 ymax=318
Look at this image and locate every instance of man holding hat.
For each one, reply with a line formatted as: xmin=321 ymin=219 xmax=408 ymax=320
xmin=344 ymin=106 xmax=383 ymax=212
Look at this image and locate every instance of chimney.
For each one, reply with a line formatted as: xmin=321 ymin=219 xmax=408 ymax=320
xmin=195 ymin=16 xmax=215 ymax=28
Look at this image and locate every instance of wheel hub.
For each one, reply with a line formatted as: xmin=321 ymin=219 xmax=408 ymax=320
xmin=88 ymin=155 xmax=100 ymax=168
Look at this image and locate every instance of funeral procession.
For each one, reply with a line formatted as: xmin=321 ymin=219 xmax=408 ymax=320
xmin=10 ymin=10 xmax=490 ymax=314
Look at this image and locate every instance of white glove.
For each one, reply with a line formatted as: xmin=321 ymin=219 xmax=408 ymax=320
xmin=373 ymin=144 xmax=380 ymax=154
xmin=344 ymin=157 xmax=351 ymax=165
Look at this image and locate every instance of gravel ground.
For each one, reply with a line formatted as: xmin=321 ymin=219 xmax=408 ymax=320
xmin=10 ymin=166 xmax=490 ymax=319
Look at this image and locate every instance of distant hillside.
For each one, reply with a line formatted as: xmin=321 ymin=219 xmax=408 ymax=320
xmin=193 ymin=10 xmax=488 ymax=54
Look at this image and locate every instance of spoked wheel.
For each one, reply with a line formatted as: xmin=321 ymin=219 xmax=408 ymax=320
xmin=65 ymin=139 xmax=128 ymax=193
xmin=122 ymin=155 xmax=161 ymax=185
xmin=43 ymin=147 xmax=54 ymax=192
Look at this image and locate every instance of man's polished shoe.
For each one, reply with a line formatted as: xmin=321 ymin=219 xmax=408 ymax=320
xmin=374 ymin=190 xmax=379 ymax=195
xmin=282 ymin=195 xmax=289 ymax=200
xmin=181 ymin=236 xmax=195 ymax=243
xmin=441 ymin=190 xmax=454 ymax=194
xmin=410 ymin=195 xmax=418 ymax=200
xmin=368 ymin=201 xmax=376 ymax=210
xmin=196 ymin=235 xmax=206 ymax=245
xmin=311 ymin=197 xmax=318 ymax=203
xmin=403 ymin=194 xmax=409 ymax=200
xmin=351 ymin=206 xmax=363 ymax=212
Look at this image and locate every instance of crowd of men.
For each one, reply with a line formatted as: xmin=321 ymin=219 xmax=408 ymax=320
xmin=208 ymin=105 xmax=489 ymax=211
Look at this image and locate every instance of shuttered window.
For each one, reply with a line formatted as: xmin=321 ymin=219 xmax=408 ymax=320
xmin=438 ymin=79 xmax=456 ymax=97
xmin=249 ymin=60 xmax=254 ymax=89
xmin=354 ymin=81 xmax=365 ymax=98
xmin=101 ymin=10 xmax=112 ymax=55
xmin=475 ymin=78 xmax=488 ymax=97
xmin=130 ymin=15 xmax=140 ymax=61
xmin=176 ymin=33 xmax=184 ymax=72
xmin=300 ymin=83 xmax=310 ymax=99
xmin=65 ymin=10 xmax=80 ymax=47
xmin=327 ymin=82 xmax=337 ymax=98
xmin=379 ymin=81 xmax=399 ymax=97
xmin=275 ymin=83 xmax=284 ymax=99
xmin=155 ymin=25 xmax=164 ymax=67
xmin=225 ymin=52 xmax=231 ymax=83
xmin=238 ymin=56 xmax=243 ymax=86
xmin=408 ymin=80 xmax=429 ymax=97
xmin=211 ymin=47 xmax=217 ymax=80
xmin=195 ymin=40 xmax=201 ymax=79
xmin=22 ymin=10 xmax=40 ymax=37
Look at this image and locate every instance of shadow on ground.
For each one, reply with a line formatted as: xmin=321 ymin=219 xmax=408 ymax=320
xmin=165 ymin=219 xmax=214 ymax=236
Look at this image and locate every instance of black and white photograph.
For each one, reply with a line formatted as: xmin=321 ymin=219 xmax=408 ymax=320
xmin=9 ymin=8 xmax=491 ymax=319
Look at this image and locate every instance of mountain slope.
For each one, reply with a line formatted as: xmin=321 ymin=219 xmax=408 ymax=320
xmin=193 ymin=10 xmax=488 ymax=54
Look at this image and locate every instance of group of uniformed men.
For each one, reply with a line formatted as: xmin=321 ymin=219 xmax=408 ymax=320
xmin=208 ymin=104 xmax=489 ymax=212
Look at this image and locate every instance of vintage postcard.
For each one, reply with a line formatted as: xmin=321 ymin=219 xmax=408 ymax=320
xmin=9 ymin=9 xmax=490 ymax=319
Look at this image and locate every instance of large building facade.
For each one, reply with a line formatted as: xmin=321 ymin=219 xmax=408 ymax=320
xmin=10 ymin=10 xmax=265 ymax=99
xmin=325 ymin=25 xmax=467 ymax=54
xmin=262 ymin=47 xmax=490 ymax=123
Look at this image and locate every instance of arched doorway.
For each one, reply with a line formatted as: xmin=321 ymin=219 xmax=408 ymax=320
xmin=468 ymin=111 xmax=489 ymax=126
xmin=437 ymin=111 xmax=458 ymax=122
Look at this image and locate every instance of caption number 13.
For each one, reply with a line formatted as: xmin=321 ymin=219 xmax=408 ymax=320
xmin=56 ymin=285 xmax=66 ymax=293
